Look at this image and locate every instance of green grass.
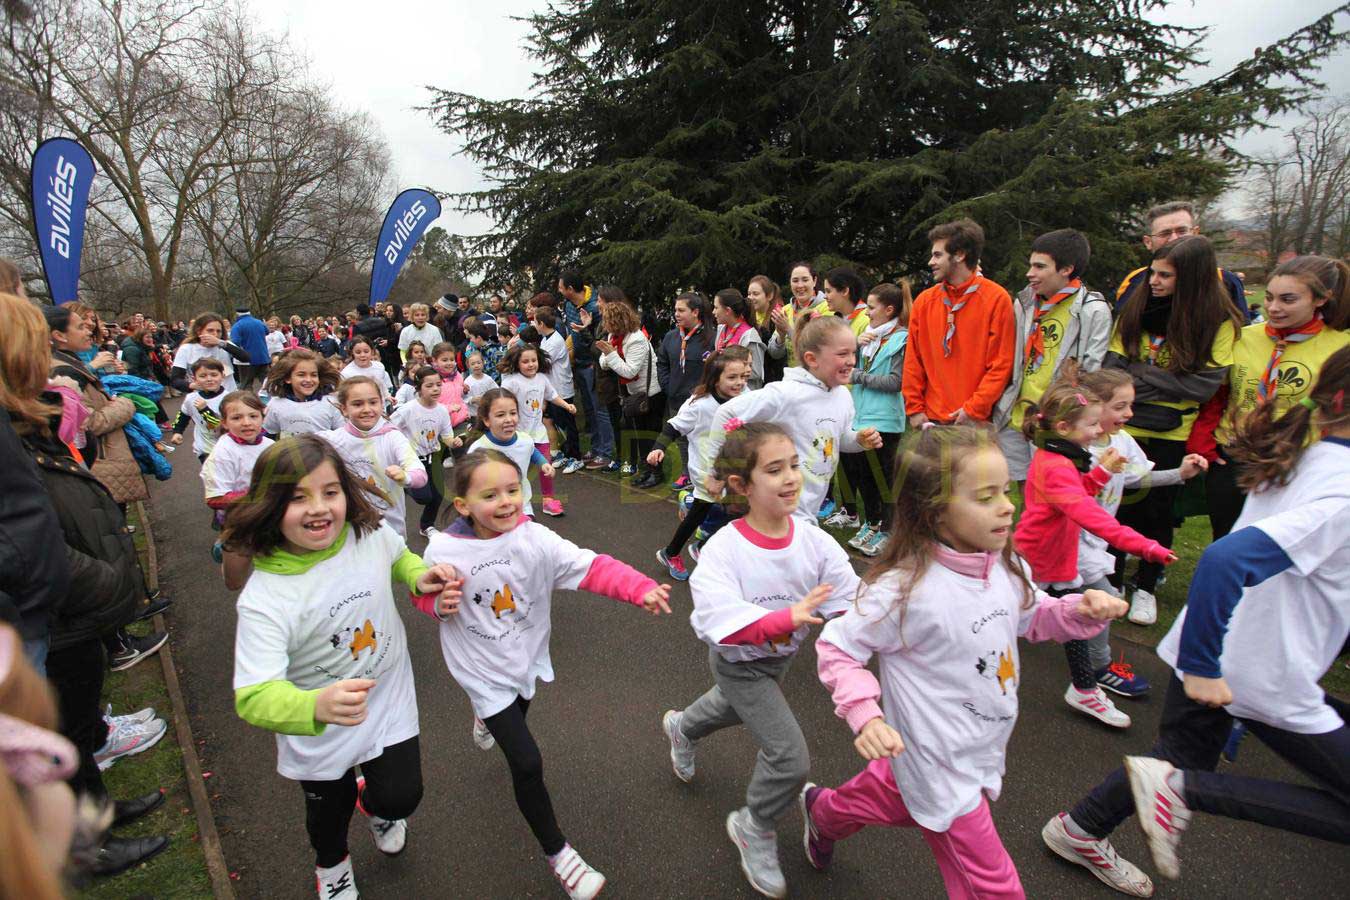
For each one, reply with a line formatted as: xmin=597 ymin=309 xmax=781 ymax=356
xmin=78 ymin=507 xmax=213 ymax=900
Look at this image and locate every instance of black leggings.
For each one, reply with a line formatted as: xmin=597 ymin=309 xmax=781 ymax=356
xmin=839 ymin=431 xmax=902 ymax=523
xmin=407 ymin=452 xmax=445 ymax=531
xmin=483 ymin=696 xmax=566 ymax=856
xmin=1205 ymin=445 xmax=1248 ymax=540
xmin=666 ymin=498 xmax=713 ymax=557
xmin=1115 ymin=436 xmax=1187 ymax=592
xmin=300 ymin=735 xmax=423 ymax=868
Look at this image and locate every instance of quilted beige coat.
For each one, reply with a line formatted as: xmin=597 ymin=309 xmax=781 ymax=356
xmin=49 ymin=350 xmax=148 ymax=504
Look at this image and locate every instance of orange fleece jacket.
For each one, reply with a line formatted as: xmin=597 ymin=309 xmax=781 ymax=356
xmin=901 ymin=276 xmax=1016 ymax=421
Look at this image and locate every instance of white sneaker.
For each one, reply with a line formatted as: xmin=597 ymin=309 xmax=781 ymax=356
xmin=860 ymin=529 xmax=889 ymax=557
xmin=1127 ymin=589 xmax=1157 ymax=625
xmin=355 ymin=776 xmax=407 ymax=855
xmin=1041 ymin=813 xmax=1154 ymax=896
xmin=726 ymin=807 xmax=787 ymax=898
xmin=847 ymin=523 xmax=874 ymax=549
xmin=1064 ymin=685 xmax=1131 ymax=728
xmin=95 ymin=716 xmax=168 ymax=771
xmin=662 ymin=710 xmax=695 ymax=782
xmin=421 ymin=526 xmax=439 ymax=538
xmin=315 ymin=854 xmax=360 ymax=898
xmin=549 ymin=843 xmax=606 ymax=900
xmin=1125 ymin=756 xmax=1191 ymax=880
xmin=823 ymin=509 xmax=858 ymax=529
xmin=105 ymin=703 xmax=158 ymax=727
xmin=472 ymin=717 xmax=495 ymax=751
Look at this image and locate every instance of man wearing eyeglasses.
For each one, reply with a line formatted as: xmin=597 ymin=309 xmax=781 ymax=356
xmin=1114 ymin=200 xmax=1251 ymax=320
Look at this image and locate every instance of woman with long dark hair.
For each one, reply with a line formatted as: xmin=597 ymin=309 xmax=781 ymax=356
xmin=1106 ymin=235 xmax=1243 ymax=625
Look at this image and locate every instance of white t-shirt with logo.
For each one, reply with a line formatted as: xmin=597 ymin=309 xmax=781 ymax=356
xmin=391 ymin=401 xmax=454 ymax=458
xmin=1158 ymin=440 xmax=1350 ymax=734
xmin=340 ymin=361 xmax=394 ymax=402
xmin=319 ymin=426 xmax=425 ymax=537
xmin=201 ymin=435 xmax=274 ymax=499
xmin=690 ymin=518 xmax=859 ymax=663
xmin=501 ymin=372 xmax=558 ymax=444
xmin=665 ymin=394 xmax=723 ymax=503
xmin=180 ymin=389 xmax=227 ymax=457
xmin=422 ymin=521 xmax=595 ymax=718
xmin=464 ymin=374 xmax=497 ymax=416
xmin=232 ymin=524 xmax=419 ymax=780
xmin=262 ymin=396 xmax=344 ymax=438
xmin=540 ymin=330 xmax=574 ymax=399
xmin=820 ymin=559 xmax=1047 ymax=832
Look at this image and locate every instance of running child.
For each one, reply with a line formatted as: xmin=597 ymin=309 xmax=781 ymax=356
xmin=648 ymin=347 xmax=752 ymax=581
xmin=662 ymin=422 xmax=861 ymax=899
xmin=1043 ymin=346 xmax=1350 ymax=896
xmin=261 ymin=349 xmax=343 ymax=438
xmin=499 ymin=343 xmax=576 ymax=517
xmin=1076 ymin=368 xmax=1207 ymax=704
xmin=1014 ymin=376 xmax=1180 ymax=729
xmin=416 ymin=449 xmax=671 ymax=899
xmin=428 ymin=342 xmax=471 ymax=433
xmin=320 ymin=376 xmax=426 ymax=538
xmin=170 ymin=357 xmax=227 ymax=460
xmin=798 ymin=425 xmax=1127 ymax=899
xmin=170 ymin=312 xmax=250 ymax=392
xmin=340 ymin=337 xmax=394 ymax=404
xmin=393 ymin=340 xmax=431 ymax=405
xmin=225 ymin=434 xmax=463 ymax=900
xmin=391 ymin=366 xmax=463 ymax=536
xmin=704 ymin=316 xmax=883 ymax=521
xmin=466 ymin=388 xmax=554 ymax=519
xmin=462 ymin=350 xmax=496 ymax=420
xmin=534 ymin=308 xmax=582 ymax=470
xmin=202 ymin=391 xmax=275 ymax=560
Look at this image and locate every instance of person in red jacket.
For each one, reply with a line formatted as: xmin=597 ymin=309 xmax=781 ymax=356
xmin=903 ymin=219 xmax=1016 ymax=427
xmin=1014 ymin=377 xmax=1176 ymax=731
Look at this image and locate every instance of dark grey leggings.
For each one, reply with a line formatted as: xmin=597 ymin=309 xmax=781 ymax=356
xmin=300 ymin=736 xmax=423 ymax=867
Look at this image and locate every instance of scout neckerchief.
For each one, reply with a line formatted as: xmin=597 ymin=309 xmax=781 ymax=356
xmin=860 ymin=319 xmax=898 ymax=371
xmin=940 ymin=275 xmax=980 ymax=357
xmin=1259 ymin=318 xmax=1324 ymax=400
xmin=847 ymin=301 xmax=868 ymax=326
xmin=1024 ymin=280 xmax=1080 ymax=374
xmin=1146 ymin=334 xmax=1167 ymax=365
xmin=678 ymin=323 xmax=702 ymax=372
xmin=716 ymin=321 xmax=750 ymax=352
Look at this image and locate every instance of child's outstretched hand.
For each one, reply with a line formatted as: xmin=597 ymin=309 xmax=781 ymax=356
xmin=1179 ymin=453 xmax=1209 ymax=480
xmin=564 ymin=401 xmax=577 ymax=414
xmin=1077 ymin=588 xmax=1128 ymax=621
xmin=703 ymin=473 xmax=724 ymax=497
xmin=1099 ymin=448 xmax=1127 ymax=474
xmin=315 ymin=678 xmax=375 ymax=726
xmin=385 ymin=464 xmax=406 ymax=483
xmin=541 ymin=462 xmax=556 ymax=478
xmin=417 ymin=564 xmax=465 ymax=617
xmin=170 ymin=433 xmax=183 ymax=445
xmin=790 ymin=584 xmax=832 ymax=628
xmin=641 ymin=584 xmax=672 ymax=615
xmin=855 ymin=717 xmax=905 ymax=761
xmin=452 ymin=436 xmax=464 ymax=448
xmin=856 ymin=427 xmax=883 ymax=450
xmin=646 ymin=448 xmax=665 ymax=467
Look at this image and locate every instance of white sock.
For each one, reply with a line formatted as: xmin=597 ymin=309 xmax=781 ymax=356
xmin=1166 ymin=769 xmax=1186 ymax=798
xmin=1061 ymin=813 xmax=1095 ymax=841
xmin=747 ymin=810 xmax=776 ymax=834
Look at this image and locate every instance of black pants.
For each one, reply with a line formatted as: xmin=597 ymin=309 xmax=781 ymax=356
xmin=300 ymin=735 xmax=423 ymax=868
xmin=483 ymin=696 xmax=566 ymax=856
xmin=407 ymin=452 xmax=445 ymax=531
xmin=666 ymin=498 xmax=713 ymax=557
xmin=1115 ymin=436 xmax=1187 ymax=592
xmin=615 ymin=401 xmax=663 ymax=469
xmin=237 ymin=363 xmax=268 ymax=392
xmin=545 ymin=403 xmax=580 ymax=459
xmin=1205 ymin=445 xmax=1248 ymax=540
xmin=1071 ymin=677 xmax=1350 ymax=843
xmin=45 ymin=638 xmax=110 ymax=799
xmin=839 ymin=431 xmax=902 ymax=524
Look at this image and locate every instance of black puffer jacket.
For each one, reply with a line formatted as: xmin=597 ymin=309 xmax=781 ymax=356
xmin=22 ymin=420 xmax=141 ymax=651
xmin=0 ymin=408 xmax=69 ymax=642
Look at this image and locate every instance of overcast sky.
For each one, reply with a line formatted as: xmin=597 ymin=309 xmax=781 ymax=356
xmin=255 ymin=1 xmax=1350 ymax=237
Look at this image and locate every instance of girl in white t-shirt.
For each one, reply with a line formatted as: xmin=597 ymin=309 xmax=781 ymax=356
xmin=499 ymin=343 xmax=576 ymax=517
xmin=319 ymin=377 xmax=426 ymax=538
xmin=646 ymin=347 xmax=751 ymax=581
xmin=340 ymin=337 xmax=394 ymax=404
xmin=171 ymin=312 xmax=249 ymax=392
xmin=261 ymin=348 xmax=343 ymax=438
xmin=224 ymin=434 xmax=462 ymax=900
xmin=415 ymin=449 xmax=671 ymax=900
xmin=1047 ymin=348 xmax=1350 ymax=895
xmin=462 ymin=351 xmax=497 ymax=418
xmin=662 ymin=422 xmax=861 ymax=899
xmin=799 ymin=424 xmax=1125 ymax=899
xmin=391 ymin=366 xmax=463 ymax=536
xmin=202 ymin=391 xmax=276 ymax=562
xmin=466 ymin=388 xmax=555 ymax=518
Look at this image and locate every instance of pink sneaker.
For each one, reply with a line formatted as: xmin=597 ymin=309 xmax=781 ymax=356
xmin=541 ymin=498 xmax=565 ymax=517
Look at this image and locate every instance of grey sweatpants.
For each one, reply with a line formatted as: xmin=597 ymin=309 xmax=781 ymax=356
xmin=679 ymin=648 xmax=809 ymax=826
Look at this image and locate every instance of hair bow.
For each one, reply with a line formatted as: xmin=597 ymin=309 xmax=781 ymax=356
xmin=1074 ymin=393 xmax=1089 ymax=406
xmin=723 ymin=417 xmax=745 ymax=433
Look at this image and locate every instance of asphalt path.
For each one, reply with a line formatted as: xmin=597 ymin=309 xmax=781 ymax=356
xmin=148 ymin=430 xmax=1349 ymax=899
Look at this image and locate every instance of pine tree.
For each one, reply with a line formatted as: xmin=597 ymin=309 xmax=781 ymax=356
xmin=427 ymin=1 xmax=1350 ymax=300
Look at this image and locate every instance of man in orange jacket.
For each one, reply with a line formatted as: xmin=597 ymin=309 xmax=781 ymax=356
xmin=902 ymin=219 xmax=1016 ymax=427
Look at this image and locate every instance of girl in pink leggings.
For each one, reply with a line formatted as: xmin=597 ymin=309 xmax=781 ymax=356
xmin=797 ymin=425 xmax=1127 ymax=899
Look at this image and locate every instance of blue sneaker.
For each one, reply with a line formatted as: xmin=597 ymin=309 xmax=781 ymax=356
xmin=816 ymin=498 xmax=836 ymax=521
xmin=655 ymin=549 xmax=690 ymax=581
xmin=210 ymin=541 xmax=224 ymax=564
xmin=1095 ymin=657 xmax=1151 ymax=698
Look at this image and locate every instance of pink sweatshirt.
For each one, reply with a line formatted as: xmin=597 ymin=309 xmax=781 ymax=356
xmin=435 ymin=367 xmax=469 ymax=426
xmin=817 ymin=543 xmax=1106 ymax=733
xmin=1015 ymin=449 xmax=1170 ymax=583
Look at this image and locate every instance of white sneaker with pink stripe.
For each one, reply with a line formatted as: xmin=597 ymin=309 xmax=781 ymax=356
xmin=1064 ymin=684 xmax=1131 ymax=728
xmin=549 ymin=844 xmax=605 ymax=900
xmin=1125 ymin=756 xmax=1192 ymax=880
xmin=1041 ymin=813 xmax=1154 ymax=896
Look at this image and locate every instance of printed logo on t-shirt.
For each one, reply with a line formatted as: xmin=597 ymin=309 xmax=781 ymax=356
xmin=807 ymin=416 xmax=838 ymax=478
xmin=466 ymin=578 xmax=534 ymax=642
xmin=1239 ymin=361 xmax=1311 ymax=408
xmin=766 ymin=632 xmax=792 ymax=654
xmin=974 ymin=645 xmax=1017 ymax=696
xmin=1026 ymin=321 xmax=1064 ymax=376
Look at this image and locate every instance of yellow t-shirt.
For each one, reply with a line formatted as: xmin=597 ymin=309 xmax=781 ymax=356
xmin=1111 ymin=323 xmax=1237 ymax=442
xmin=1010 ymin=300 xmax=1075 ymax=430
xmin=1217 ymin=324 xmax=1350 ymax=445
xmin=780 ymin=299 xmax=832 ymax=366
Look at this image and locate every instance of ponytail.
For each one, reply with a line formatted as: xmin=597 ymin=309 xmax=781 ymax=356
xmin=1228 ymin=344 xmax=1350 ymax=491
